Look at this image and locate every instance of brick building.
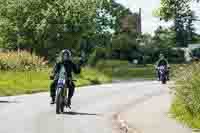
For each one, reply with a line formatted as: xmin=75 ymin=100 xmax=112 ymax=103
xmin=120 ymin=8 xmax=142 ymax=35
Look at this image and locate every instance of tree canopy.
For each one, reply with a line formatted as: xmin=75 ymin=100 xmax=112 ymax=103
xmin=0 ymin=0 xmax=111 ymax=57
xmin=155 ymin=0 xmax=199 ymax=47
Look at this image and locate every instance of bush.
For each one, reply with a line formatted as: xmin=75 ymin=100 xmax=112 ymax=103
xmin=192 ymin=48 xmax=200 ymax=58
xmin=88 ymin=47 xmax=108 ymax=66
xmin=95 ymin=60 xmax=155 ymax=79
xmin=168 ymin=49 xmax=185 ymax=63
xmin=96 ymin=60 xmax=129 ymax=70
xmin=171 ymin=62 xmax=200 ymax=128
xmin=0 ymin=51 xmax=47 ymax=71
xmin=76 ymin=67 xmax=111 ymax=86
xmin=141 ymin=48 xmax=185 ymax=64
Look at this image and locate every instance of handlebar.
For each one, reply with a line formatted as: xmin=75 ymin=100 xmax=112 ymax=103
xmin=66 ymin=79 xmax=77 ymax=82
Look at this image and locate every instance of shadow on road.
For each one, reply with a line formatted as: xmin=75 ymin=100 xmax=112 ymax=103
xmin=0 ymin=100 xmax=19 ymax=104
xmin=63 ymin=111 xmax=101 ymax=116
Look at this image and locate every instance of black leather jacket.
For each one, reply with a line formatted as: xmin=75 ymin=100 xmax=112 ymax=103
xmin=51 ymin=60 xmax=81 ymax=80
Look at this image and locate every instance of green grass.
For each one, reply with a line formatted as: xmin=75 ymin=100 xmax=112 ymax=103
xmin=0 ymin=59 xmax=183 ymax=96
xmin=170 ymin=63 xmax=200 ymax=130
xmin=0 ymin=67 xmax=111 ymax=96
xmin=0 ymin=70 xmax=50 ymax=96
xmin=96 ymin=60 xmax=182 ymax=80
xmin=170 ymin=98 xmax=200 ymax=129
xmin=103 ymin=65 xmax=156 ymax=80
xmin=96 ymin=60 xmax=159 ymax=80
xmin=76 ymin=67 xmax=112 ymax=86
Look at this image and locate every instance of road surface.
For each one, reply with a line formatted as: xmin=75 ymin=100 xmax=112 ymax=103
xmin=0 ymin=81 xmax=190 ymax=133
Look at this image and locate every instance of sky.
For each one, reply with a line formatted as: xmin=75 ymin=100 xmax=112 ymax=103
xmin=116 ymin=0 xmax=200 ymax=35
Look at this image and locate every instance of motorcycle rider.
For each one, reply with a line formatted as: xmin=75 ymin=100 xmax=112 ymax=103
xmin=49 ymin=49 xmax=82 ymax=107
xmin=155 ymin=54 xmax=170 ymax=81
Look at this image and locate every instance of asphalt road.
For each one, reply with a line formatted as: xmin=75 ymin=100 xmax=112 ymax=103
xmin=0 ymin=81 xmax=185 ymax=133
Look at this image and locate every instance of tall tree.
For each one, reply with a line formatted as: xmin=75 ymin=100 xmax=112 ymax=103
xmin=155 ymin=0 xmax=199 ymax=47
xmin=0 ymin=0 xmax=108 ymax=57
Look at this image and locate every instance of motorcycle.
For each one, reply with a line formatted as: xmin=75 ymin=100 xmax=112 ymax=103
xmin=55 ymin=65 xmax=75 ymax=114
xmin=158 ymin=65 xmax=167 ymax=84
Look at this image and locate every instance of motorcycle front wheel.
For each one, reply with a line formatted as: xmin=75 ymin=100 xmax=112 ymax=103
xmin=56 ymin=88 xmax=64 ymax=114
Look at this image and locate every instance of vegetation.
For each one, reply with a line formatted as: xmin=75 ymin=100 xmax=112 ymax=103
xmin=155 ymin=0 xmax=200 ymax=129
xmin=0 ymin=51 xmax=112 ymax=96
xmin=0 ymin=0 xmax=199 ymax=101
xmin=155 ymin=0 xmax=199 ymax=47
xmin=0 ymin=0 xmax=192 ymax=66
xmin=170 ymin=62 xmax=200 ymax=129
xmin=96 ymin=60 xmax=155 ymax=80
xmin=0 ymin=51 xmax=47 ymax=71
xmin=138 ymin=27 xmax=185 ymax=64
xmin=0 ymin=67 xmax=111 ymax=96
xmin=0 ymin=70 xmax=50 ymax=96
xmin=0 ymin=0 xmax=112 ymax=59
xmin=0 ymin=49 xmax=185 ymax=97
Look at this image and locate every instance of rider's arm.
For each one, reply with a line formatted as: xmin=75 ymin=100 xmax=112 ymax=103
xmin=165 ymin=59 xmax=170 ymax=68
xmin=72 ymin=62 xmax=81 ymax=74
xmin=51 ymin=63 xmax=60 ymax=77
xmin=155 ymin=59 xmax=160 ymax=69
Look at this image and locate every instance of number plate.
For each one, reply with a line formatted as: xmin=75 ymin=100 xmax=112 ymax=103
xmin=58 ymin=79 xmax=65 ymax=85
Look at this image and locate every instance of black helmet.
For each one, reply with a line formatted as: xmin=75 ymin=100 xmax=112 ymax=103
xmin=60 ymin=49 xmax=72 ymax=62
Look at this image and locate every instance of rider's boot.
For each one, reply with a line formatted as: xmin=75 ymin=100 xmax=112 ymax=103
xmin=67 ymin=99 xmax=71 ymax=109
xmin=50 ymin=97 xmax=55 ymax=104
xmin=167 ymin=72 xmax=170 ymax=81
xmin=167 ymin=76 xmax=170 ymax=81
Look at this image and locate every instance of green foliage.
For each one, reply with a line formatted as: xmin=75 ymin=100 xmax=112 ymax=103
xmin=0 ymin=0 xmax=142 ymax=62
xmin=137 ymin=27 xmax=185 ymax=64
xmin=107 ymin=0 xmax=136 ymax=33
xmin=167 ymin=49 xmax=185 ymax=63
xmin=0 ymin=51 xmax=47 ymax=71
xmin=88 ymin=47 xmax=108 ymax=66
xmin=96 ymin=60 xmax=129 ymax=68
xmin=96 ymin=60 xmax=155 ymax=79
xmin=111 ymin=32 xmax=139 ymax=60
xmin=171 ymin=98 xmax=200 ymax=129
xmin=155 ymin=0 xmax=191 ymax=21
xmin=0 ymin=0 xmax=110 ymax=58
xmin=80 ymin=32 xmax=112 ymax=61
xmin=171 ymin=62 xmax=200 ymax=128
xmin=76 ymin=67 xmax=111 ymax=86
xmin=155 ymin=0 xmax=199 ymax=47
xmin=153 ymin=26 xmax=176 ymax=48
xmin=192 ymin=48 xmax=200 ymax=58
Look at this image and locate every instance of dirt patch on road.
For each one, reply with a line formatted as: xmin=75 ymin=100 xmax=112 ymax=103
xmin=112 ymin=113 xmax=142 ymax=133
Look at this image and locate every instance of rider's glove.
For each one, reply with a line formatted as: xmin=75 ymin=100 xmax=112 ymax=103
xmin=50 ymin=75 xmax=54 ymax=80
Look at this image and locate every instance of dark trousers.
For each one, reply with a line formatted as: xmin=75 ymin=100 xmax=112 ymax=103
xmin=157 ymin=70 xmax=170 ymax=80
xmin=50 ymin=80 xmax=75 ymax=101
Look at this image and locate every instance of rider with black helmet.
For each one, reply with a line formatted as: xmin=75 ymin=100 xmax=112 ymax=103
xmin=50 ymin=49 xmax=81 ymax=107
xmin=155 ymin=54 xmax=170 ymax=81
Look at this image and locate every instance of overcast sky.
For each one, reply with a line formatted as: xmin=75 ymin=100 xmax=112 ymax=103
xmin=116 ymin=0 xmax=200 ymax=34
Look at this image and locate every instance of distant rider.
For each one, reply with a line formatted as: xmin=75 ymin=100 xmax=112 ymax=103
xmin=155 ymin=54 xmax=170 ymax=81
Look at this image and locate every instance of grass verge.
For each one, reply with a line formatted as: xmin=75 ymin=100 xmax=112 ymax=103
xmin=170 ymin=62 xmax=200 ymax=129
xmin=105 ymin=65 xmax=155 ymax=80
xmin=96 ymin=60 xmax=156 ymax=80
xmin=170 ymin=98 xmax=200 ymax=129
xmin=0 ymin=67 xmax=111 ymax=96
